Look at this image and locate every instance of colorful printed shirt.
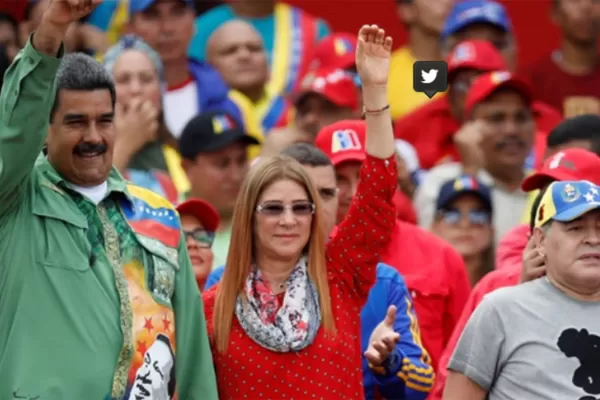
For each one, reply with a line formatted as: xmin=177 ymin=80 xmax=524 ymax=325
xmin=0 ymin=38 xmax=217 ymax=400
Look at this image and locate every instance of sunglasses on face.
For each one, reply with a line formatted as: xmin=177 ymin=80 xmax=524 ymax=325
xmin=184 ymin=229 xmax=215 ymax=248
xmin=438 ymin=209 xmax=491 ymax=226
xmin=256 ymin=201 xmax=315 ymax=217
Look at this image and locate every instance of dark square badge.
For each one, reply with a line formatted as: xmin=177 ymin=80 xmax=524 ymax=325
xmin=413 ymin=61 xmax=448 ymax=99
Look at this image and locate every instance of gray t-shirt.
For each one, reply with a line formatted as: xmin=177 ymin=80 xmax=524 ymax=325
xmin=449 ymin=278 xmax=600 ymax=400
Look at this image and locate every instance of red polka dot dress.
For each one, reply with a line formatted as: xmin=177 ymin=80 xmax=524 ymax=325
xmin=203 ymin=155 xmax=398 ymax=400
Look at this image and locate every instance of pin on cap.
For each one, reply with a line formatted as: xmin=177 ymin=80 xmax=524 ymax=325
xmin=413 ymin=61 xmax=449 ymax=99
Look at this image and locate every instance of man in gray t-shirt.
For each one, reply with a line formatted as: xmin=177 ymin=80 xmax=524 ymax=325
xmin=444 ymin=180 xmax=600 ymax=400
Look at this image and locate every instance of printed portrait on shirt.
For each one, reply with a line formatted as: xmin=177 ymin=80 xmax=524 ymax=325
xmin=127 ymin=334 xmax=176 ymax=400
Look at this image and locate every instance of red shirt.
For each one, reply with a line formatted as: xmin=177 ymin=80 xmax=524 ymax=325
xmin=525 ymin=54 xmax=600 ymax=116
xmin=393 ymin=97 xmax=562 ymax=170
xmin=393 ymin=190 xmax=417 ymax=225
xmin=203 ymin=155 xmax=398 ymax=400
xmin=379 ymin=222 xmax=471 ymax=371
xmin=428 ymin=263 xmax=520 ymax=400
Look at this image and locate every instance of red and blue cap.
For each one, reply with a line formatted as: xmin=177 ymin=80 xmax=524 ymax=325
xmin=436 ymin=175 xmax=493 ymax=212
xmin=442 ymin=0 xmax=512 ymax=40
xmin=535 ymin=181 xmax=600 ymax=228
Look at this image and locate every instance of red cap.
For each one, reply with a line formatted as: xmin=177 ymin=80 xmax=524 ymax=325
xmin=294 ymin=67 xmax=359 ymax=110
xmin=447 ymin=40 xmax=506 ymax=78
xmin=310 ymin=33 xmax=357 ymax=70
xmin=521 ymin=148 xmax=600 ymax=191
xmin=314 ymin=120 xmax=366 ymax=166
xmin=176 ymin=198 xmax=220 ymax=232
xmin=464 ymin=71 xmax=533 ymax=118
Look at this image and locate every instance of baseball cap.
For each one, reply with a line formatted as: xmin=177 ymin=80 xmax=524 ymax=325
xmin=442 ymin=0 xmax=512 ymax=40
xmin=464 ymin=71 xmax=533 ymax=117
xmin=314 ymin=120 xmax=366 ymax=166
xmin=294 ymin=67 xmax=360 ymax=110
xmin=521 ymin=149 xmax=600 ymax=192
xmin=310 ymin=33 xmax=357 ymax=70
xmin=436 ymin=175 xmax=493 ymax=212
xmin=534 ymin=180 xmax=600 ymax=228
xmin=129 ymin=0 xmax=193 ymax=14
xmin=447 ymin=40 xmax=506 ymax=79
xmin=178 ymin=111 xmax=260 ymax=160
xmin=176 ymin=198 xmax=220 ymax=232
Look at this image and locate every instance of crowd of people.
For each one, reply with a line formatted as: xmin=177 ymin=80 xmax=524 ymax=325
xmin=1 ymin=0 xmax=600 ymax=399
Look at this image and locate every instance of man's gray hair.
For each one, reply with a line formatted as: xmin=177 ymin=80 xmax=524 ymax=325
xmin=50 ymin=53 xmax=116 ymax=123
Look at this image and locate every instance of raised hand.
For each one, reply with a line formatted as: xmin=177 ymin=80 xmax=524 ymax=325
xmin=43 ymin=0 xmax=102 ymax=27
xmin=364 ymin=305 xmax=400 ymax=366
xmin=355 ymin=24 xmax=393 ymax=88
xmin=520 ymin=234 xmax=546 ymax=283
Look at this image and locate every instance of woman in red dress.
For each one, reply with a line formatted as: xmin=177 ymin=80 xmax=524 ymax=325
xmin=202 ymin=25 xmax=399 ymax=399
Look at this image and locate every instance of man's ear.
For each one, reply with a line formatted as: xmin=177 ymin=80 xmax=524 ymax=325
xmin=181 ymin=158 xmax=193 ymax=175
xmin=532 ymin=226 xmax=546 ymax=248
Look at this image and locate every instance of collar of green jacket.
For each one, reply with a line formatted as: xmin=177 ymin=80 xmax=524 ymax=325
xmin=34 ymin=153 xmax=134 ymax=205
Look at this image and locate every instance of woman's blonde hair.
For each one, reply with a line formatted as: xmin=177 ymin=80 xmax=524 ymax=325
xmin=213 ymin=155 xmax=335 ymax=353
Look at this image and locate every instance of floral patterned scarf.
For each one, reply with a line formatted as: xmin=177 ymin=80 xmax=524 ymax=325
xmin=235 ymin=256 xmax=321 ymax=352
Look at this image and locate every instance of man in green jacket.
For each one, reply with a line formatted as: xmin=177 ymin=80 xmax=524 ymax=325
xmin=0 ymin=1 xmax=218 ymax=399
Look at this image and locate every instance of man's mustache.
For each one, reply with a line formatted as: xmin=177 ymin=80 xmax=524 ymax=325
xmin=73 ymin=142 xmax=107 ymax=156
xmin=495 ymin=136 xmax=526 ymax=150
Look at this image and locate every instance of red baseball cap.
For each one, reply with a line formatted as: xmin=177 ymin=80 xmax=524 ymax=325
xmin=447 ymin=40 xmax=506 ymax=79
xmin=314 ymin=120 xmax=366 ymax=166
xmin=464 ymin=71 xmax=533 ymax=117
xmin=521 ymin=148 xmax=600 ymax=192
xmin=176 ymin=198 xmax=220 ymax=232
xmin=310 ymin=33 xmax=357 ymax=70
xmin=294 ymin=67 xmax=359 ymax=110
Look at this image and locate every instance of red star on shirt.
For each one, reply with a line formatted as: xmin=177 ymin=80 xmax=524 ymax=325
xmin=144 ymin=317 xmax=153 ymax=333
xmin=137 ymin=340 xmax=148 ymax=356
xmin=162 ymin=315 xmax=171 ymax=332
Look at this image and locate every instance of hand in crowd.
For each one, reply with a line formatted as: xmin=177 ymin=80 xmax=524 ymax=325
xmin=43 ymin=0 xmax=101 ymax=27
xmin=355 ymin=24 xmax=393 ymax=88
xmin=115 ymin=98 xmax=160 ymax=151
xmin=453 ymin=120 xmax=490 ymax=176
xmin=520 ymin=234 xmax=546 ymax=283
xmin=364 ymin=305 xmax=400 ymax=367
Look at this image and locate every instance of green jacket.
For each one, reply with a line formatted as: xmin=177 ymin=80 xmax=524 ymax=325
xmin=0 ymin=39 xmax=218 ymax=399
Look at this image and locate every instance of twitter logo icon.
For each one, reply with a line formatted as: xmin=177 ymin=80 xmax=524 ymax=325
xmin=421 ymin=69 xmax=438 ymax=84
xmin=413 ymin=61 xmax=448 ymax=98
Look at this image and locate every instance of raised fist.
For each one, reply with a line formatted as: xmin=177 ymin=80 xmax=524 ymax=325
xmin=43 ymin=0 xmax=101 ymax=27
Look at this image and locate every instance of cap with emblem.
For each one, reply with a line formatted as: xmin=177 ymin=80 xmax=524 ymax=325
xmin=442 ymin=0 xmax=512 ymax=40
xmin=178 ymin=111 xmax=260 ymax=160
xmin=314 ymin=120 xmax=366 ymax=166
xmin=535 ymin=181 xmax=600 ymax=228
xmin=310 ymin=33 xmax=357 ymax=70
xmin=521 ymin=148 xmax=600 ymax=192
xmin=436 ymin=175 xmax=493 ymax=212
xmin=129 ymin=0 xmax=193 ymax=14
xmin=294 ymin=67 xmax=360 ymax=110
xmin=464 ymin=71 xmax=533 ymax=118
xmin=447 ymin=40 xmax=506 ymax=80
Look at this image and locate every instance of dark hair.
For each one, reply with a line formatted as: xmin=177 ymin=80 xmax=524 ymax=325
xmin=0 ymin=13 xmax=18 ymax=37
xmin=529 ymin=185 xmax=550 ymax=234
xmin=546 ymin=114 xmax=600 ymax=156
xmin=280 ymin=143 xmax=332 ymax=167
xmin=49 ymin=53 xmax=117 ymax=123
xmin=0 ymin=45 xmax=9 ymax=94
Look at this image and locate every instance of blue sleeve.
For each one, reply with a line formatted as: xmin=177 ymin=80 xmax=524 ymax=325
xmin=315 ymin=19 xmax=331 ymax=41
xmin=371 ymin=277 xmax=434 ymax=399
xmin=204 ymin=266 xmax=225 ymax=290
